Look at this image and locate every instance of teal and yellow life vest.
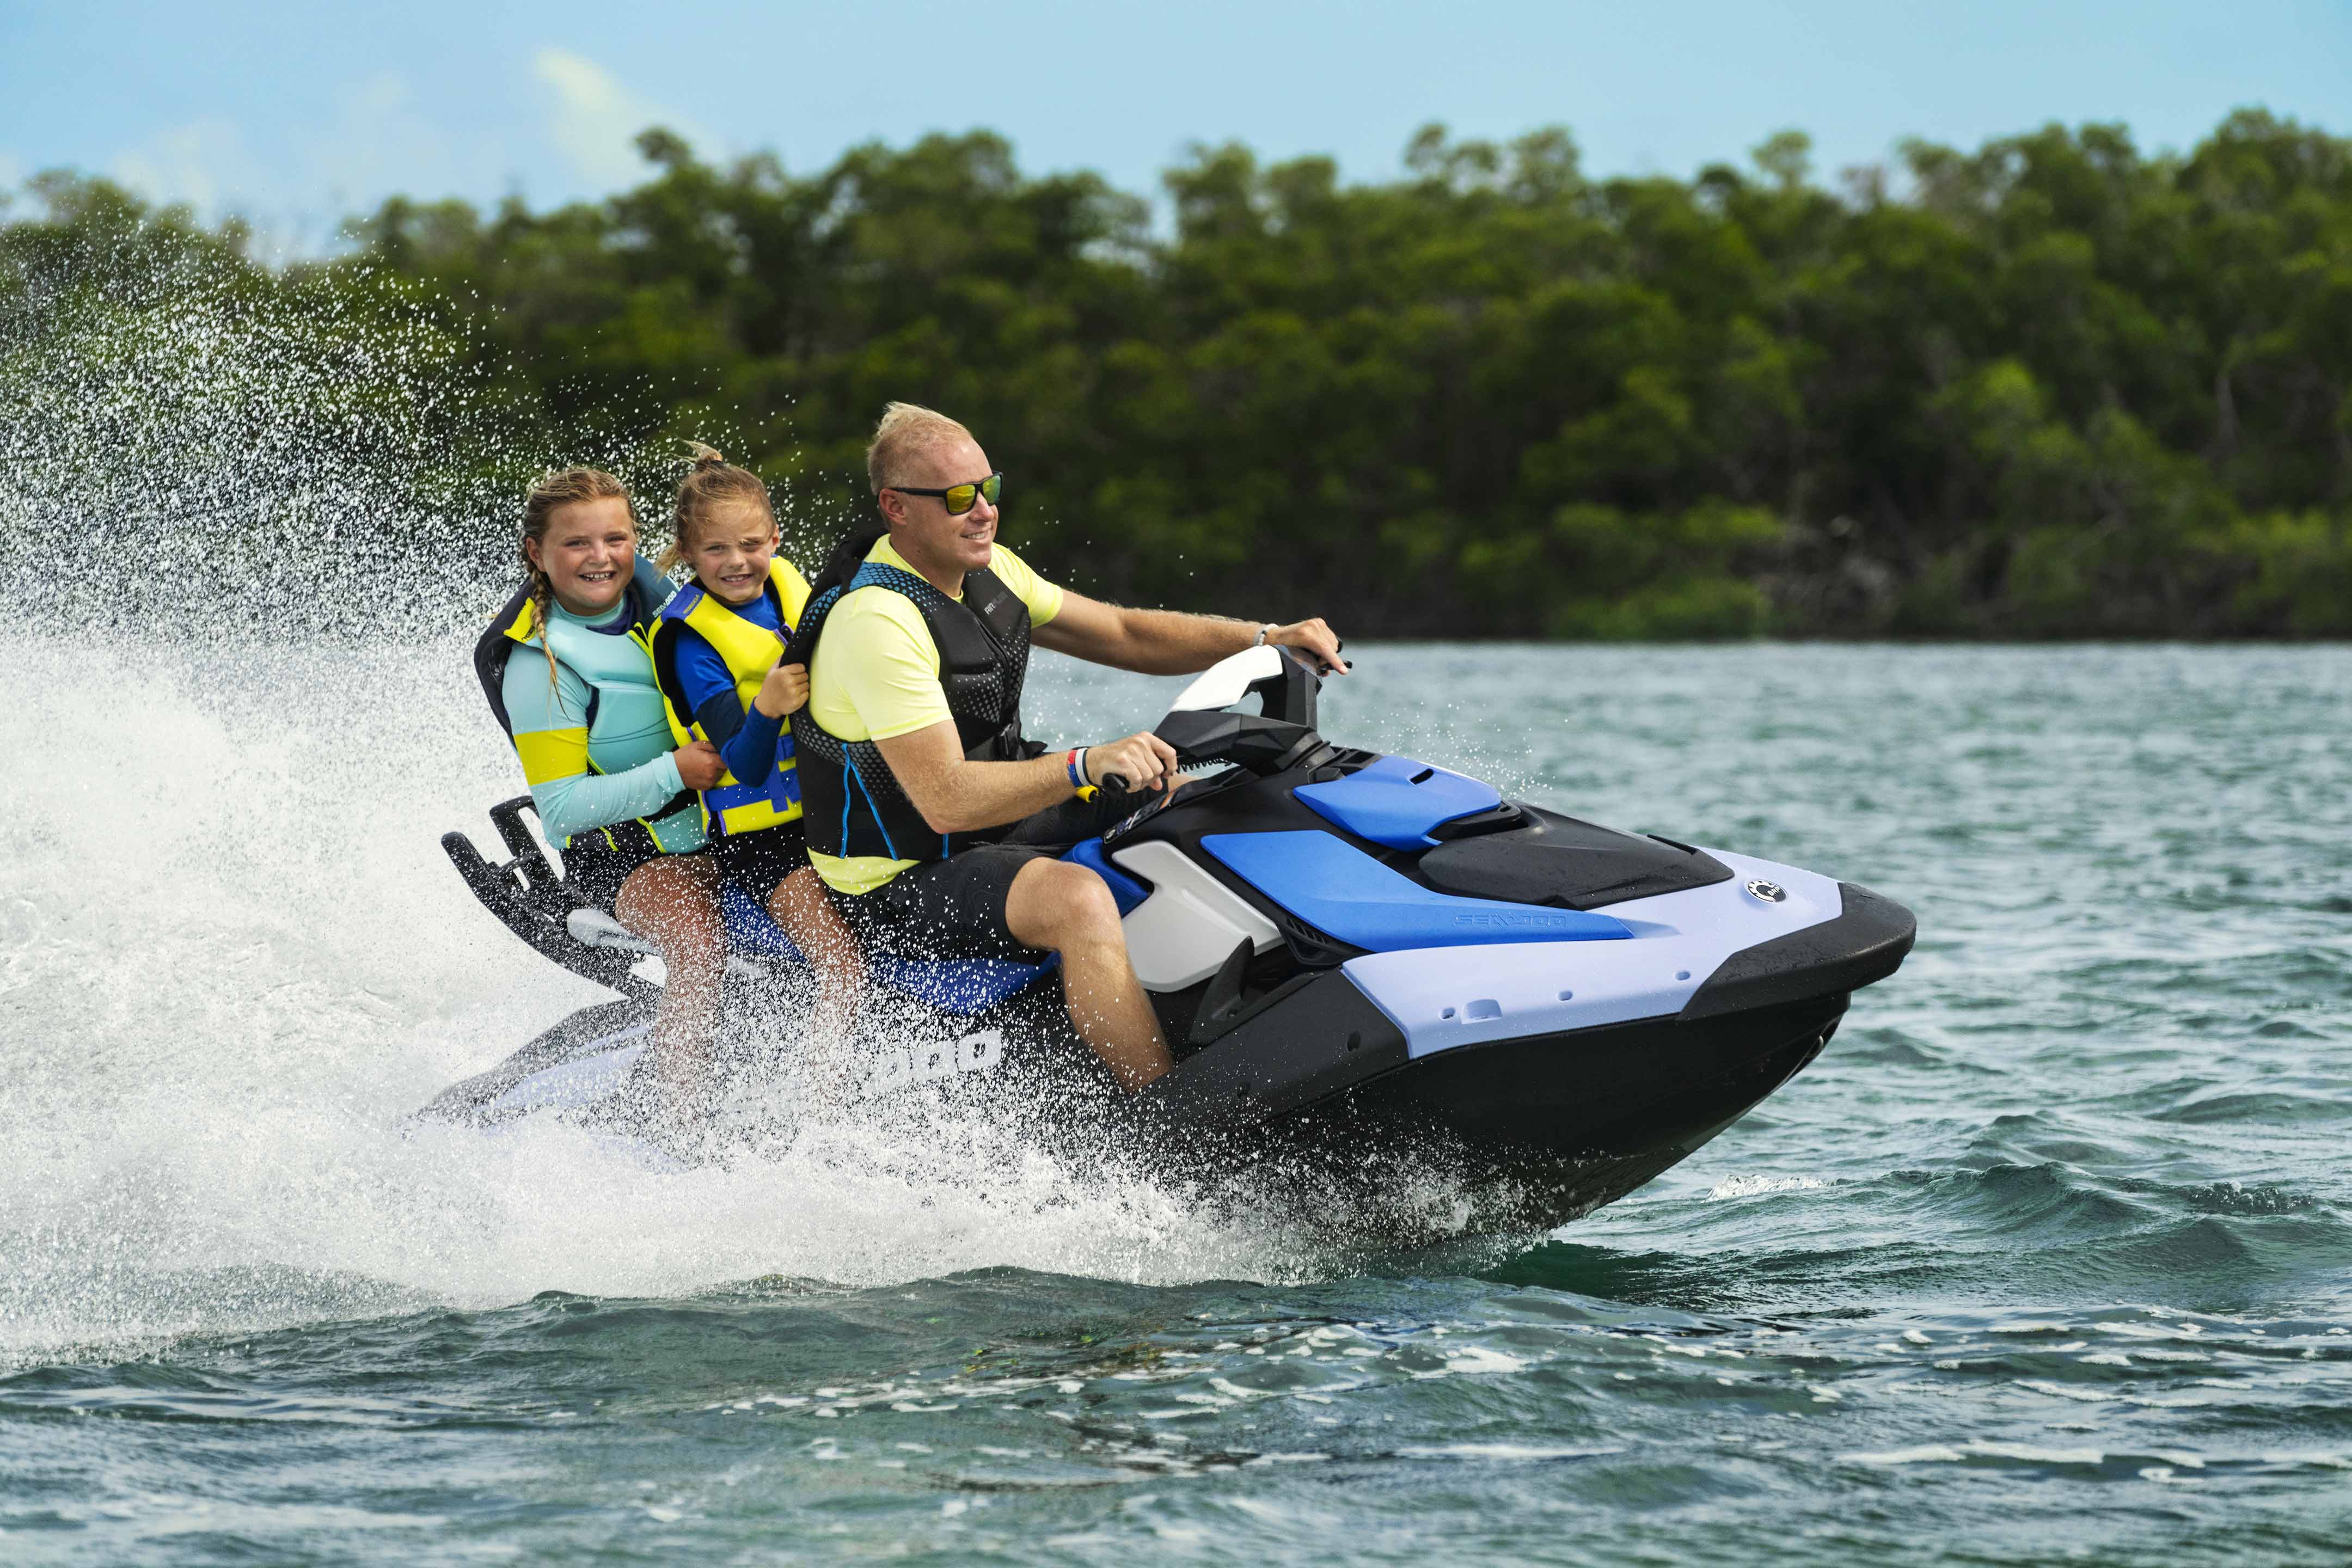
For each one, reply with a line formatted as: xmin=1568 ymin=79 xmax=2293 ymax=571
xmin=470 ymin=560 xmax=703 ymax=853
xmin=650 ymin=561 xmax=808 ymax=838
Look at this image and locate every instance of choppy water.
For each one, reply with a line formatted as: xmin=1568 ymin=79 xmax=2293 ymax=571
xmin=2 ymin=638 xmax=2348 ymax=1565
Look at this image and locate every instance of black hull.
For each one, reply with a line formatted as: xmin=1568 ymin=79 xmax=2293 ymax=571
xmin=1303 ymin=994 xmax=1843 ymax=1223
xmin=1136 ymin=877 xmax=1913 ymax=1226
xmin=413 ymin=982 xmax=1845 ymax=1233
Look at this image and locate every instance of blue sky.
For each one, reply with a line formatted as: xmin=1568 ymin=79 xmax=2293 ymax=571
xmin=3 ymin=1 xmax=2346 ymax=248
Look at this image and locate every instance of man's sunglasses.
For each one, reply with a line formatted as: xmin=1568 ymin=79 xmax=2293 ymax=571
xmin=888 ymin=473 xmax=1003 ymax=516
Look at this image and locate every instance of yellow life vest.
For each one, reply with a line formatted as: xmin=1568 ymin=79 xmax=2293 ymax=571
xmin=650 ymin=560 xmax=810 ymax=838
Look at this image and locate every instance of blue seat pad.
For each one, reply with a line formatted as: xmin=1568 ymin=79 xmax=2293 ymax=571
xmin=1062 ymin=836 xmax=1149 ymax=914
xmin=715 ymin=881 xmax=1055 ymax=1016
xmin=705 ymin=836 xmax=1150 ymax=1016
xmin=1293 ymin=755 xmax=1502 ymax=849
xmin=1201 ymin=831 xmax=1631 ymax=952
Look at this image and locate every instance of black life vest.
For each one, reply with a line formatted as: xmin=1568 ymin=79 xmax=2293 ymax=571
xmin=792 ymin=557 xmax=1038 ymax=865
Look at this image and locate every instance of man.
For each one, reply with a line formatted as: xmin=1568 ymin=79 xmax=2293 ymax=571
xmin=794 ymin=403 xmax=1345 ymax=1093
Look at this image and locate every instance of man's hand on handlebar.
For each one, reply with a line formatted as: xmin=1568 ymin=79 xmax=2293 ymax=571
xmin=1265 ymin=618 xmax=1347 ymax=675
xmin=1085 ymin=731 xmax=1182 ymax=799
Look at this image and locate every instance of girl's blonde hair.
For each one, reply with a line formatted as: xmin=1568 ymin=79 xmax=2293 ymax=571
xmin=520 ymin=466 xmax=635 ymax=687
xmin=657 ymin=440 xmax=776 ymax=575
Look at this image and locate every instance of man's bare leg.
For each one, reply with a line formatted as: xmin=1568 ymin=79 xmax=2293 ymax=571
xmin=1005 ymin=858 xmax=1173 ymax=1092
xmin=768 ymin=863 xmax=866 ymax=1101
xmin=614 ymin=854 xmax=726 ymax=1120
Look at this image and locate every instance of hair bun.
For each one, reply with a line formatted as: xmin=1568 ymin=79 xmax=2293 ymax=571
xmin=683 ymin=439 xmax=726 ymax=468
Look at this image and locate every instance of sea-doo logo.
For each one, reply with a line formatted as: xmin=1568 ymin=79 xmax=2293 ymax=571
xmin=1745 ymin=879 xmax=1787 ymax=904
xmin=1453 ymin=911 xmax=1580 ymax=927
xmin=863 ymin=1028 xmax=1006 ymax=1099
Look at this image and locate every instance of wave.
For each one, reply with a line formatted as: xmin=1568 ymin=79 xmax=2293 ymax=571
xmin=0 ymin=632 xmax=1468 ymax=1368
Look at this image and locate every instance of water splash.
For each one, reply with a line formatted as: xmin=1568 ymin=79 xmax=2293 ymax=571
xmin=0 ymin=235 xmax=1462 ymax=1370
xmin=2 ymin=231 xmax=516 ymax=628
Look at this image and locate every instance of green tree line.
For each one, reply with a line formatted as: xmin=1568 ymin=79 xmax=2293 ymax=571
xmin=7 ymin=111 xmax=2350 ymax=636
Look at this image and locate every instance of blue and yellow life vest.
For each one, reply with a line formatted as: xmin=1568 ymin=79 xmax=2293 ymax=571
xmin=470 ymin=561 xmax=703 ymax=853
xmin=650 ymin=561 xmax=808 ymax=838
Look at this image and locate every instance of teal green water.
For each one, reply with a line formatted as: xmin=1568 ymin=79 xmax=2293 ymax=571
xmin=3 ymin=641 xmax=2348 ymax=1564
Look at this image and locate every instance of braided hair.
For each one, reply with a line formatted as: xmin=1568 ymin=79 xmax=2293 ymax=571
xmin=520 ymin=466 xmax=635 ymax=691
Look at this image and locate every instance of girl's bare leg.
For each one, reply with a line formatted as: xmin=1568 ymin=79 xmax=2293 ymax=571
xmin=768 ymin=863 xmax=865 ymax=1102
xmin=614 ymin=854 xmax=726 ymax=1123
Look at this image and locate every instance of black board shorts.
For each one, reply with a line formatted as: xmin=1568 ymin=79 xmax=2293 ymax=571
xmin=559 ymin=820 xmax=677 ymax=913
xmin=710 ymin=820 xmax=810 ymax=904
xmin=828 ymin=789 xmax=1152 ymax=963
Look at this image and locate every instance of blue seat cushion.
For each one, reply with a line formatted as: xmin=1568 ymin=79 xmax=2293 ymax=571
xmin=1062 ymin=836 xmax=1149 ymax=914
xmin=874 ymin=953 xmax=1056 ymax=1015
xmin=720 ymin=881 xmax=804 ymax=960
xmin=716 ymin=881 xmax=1055 ymax=1016
xmin=1293 ymin=755 xmax=1502 ymax=849
xmin=1201 ymin=831 xmax=1632 ymax=953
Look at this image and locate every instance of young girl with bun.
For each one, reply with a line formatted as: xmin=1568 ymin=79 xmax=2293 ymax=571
xmin=651 ymin=444 xmax=864 ymax=1039
xmin=473 ymin=467 xmax=729 ymax=1123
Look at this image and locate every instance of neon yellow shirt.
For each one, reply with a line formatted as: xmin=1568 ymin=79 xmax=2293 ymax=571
xmin=806 ymin=535 xmax=1063 ymax=894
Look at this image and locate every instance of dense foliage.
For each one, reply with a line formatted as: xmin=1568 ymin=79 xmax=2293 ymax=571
xmin=8 ymin=112 xmax=2350 ymax=636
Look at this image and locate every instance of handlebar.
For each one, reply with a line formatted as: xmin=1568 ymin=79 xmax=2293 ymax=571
xmin=1084 ymin=647 xmax=1334 ymax=794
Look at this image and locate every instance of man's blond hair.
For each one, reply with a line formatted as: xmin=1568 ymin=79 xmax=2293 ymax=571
xmin=866 ymin=402 xmax=976 ymax=495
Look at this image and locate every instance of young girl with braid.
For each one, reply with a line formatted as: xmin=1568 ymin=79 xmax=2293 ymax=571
xmin=473 ymin=468 xmax=730 ymax=1126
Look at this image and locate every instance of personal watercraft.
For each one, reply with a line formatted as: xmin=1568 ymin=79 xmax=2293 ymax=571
xmin=425 ymin=647 xmax=1914 ymax=1226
